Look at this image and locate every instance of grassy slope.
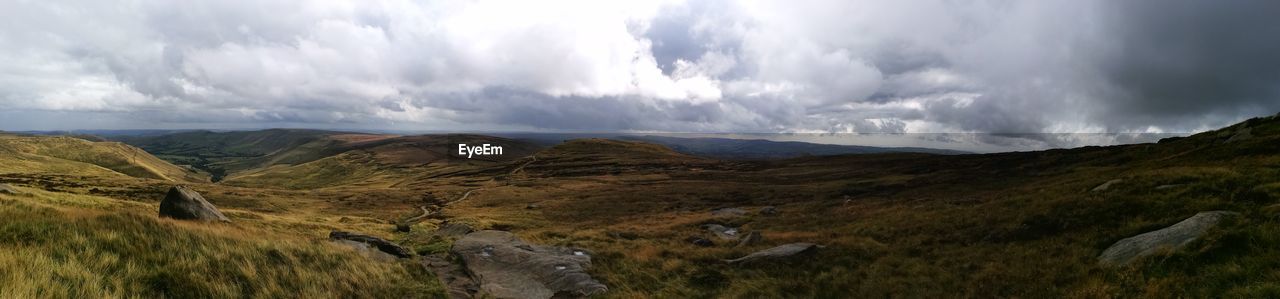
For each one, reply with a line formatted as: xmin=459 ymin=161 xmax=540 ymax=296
xmin=0 ymin=185 xmax=442 ymax=298
xmin=0 ymin=135 xmax=207 ymax=183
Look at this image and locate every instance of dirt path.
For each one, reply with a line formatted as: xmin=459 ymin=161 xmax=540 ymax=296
xmin=509 ymin=155 xmax=537 ymax=175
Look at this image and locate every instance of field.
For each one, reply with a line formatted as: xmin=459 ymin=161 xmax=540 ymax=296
xmin=0 ymin=113 xmax=1277 ymax=297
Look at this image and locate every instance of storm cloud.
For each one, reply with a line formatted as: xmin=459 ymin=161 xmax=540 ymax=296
xmin=1 ymin=0 xmax=1276 ymax=141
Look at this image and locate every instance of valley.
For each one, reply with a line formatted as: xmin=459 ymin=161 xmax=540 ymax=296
xmin=1 ymin=113 xmax=1278 ymax=298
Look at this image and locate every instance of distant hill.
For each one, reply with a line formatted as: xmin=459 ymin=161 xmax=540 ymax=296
xmin=619 ymin=135 xmax=969 ymax=159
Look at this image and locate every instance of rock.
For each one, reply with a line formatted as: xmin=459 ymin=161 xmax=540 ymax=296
xmin=1098 ymin=211 xmax=1239 ymax=266
xmin=329 ymin=231 xmax=413 ymax=258
xmin=686 ymin=236 xmax=714 ymax=247
xmin=1155 ymin=184 xmax=1184 ymax=190
xmin=158 ymin=186 xmax=230 ymax=222
xmin=1091 ymin=179 xmax=1123 ymax=192
xmin=0 ymin=184 xmax=19 ymax=195
xmin=726 ymin=243 xmax=822 ymax=265
xmin=332 ymin=239 xmax=398 ymax=262
xmin=396 ymin=223 xmax=412 ymax=233
xmin=435 ymin=222 xmax=475 ymax=237
xmin=711 ymin=207 xmax=747 ymax=218
xmin=421 ymin=255 xmax=479 ymax=299
xmin=735 ymin=232 xmax=763 ymax=248
xmin=702 ymin=224 xmax=740 ymax=240
xmin=759 ymin=206 xmax=779 ymax=216
xmin=525 ymin=203 xmax=541 ymax=209
xmin=452 ymin=230 xmax=607 ymax=299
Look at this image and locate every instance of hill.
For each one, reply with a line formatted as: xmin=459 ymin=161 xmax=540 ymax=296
xmin=621 ymin=135 xmax=969 ymax=159
xmin=114 ymin=129 xmax=366 ymax=181
xmin=0 ymin=134 xmax=207 ymax=182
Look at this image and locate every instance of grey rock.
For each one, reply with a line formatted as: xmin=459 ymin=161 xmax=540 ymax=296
xmin=329 ymin=231 xmax=413 ymax=258
xmin=711 ymin=207 xmax=747 ymax=218
xmin=726 ymin=243 xmax=822 ymax=264
xmin=735 ymin=232 xmax=763 ymax=248
xmin=158 ymin=186 xmax=230 ymax=222
xmin=452 ymin=230 xmax=607 ymax=299
xmin=525 ymin=203 xmax=541 ymax=209
xmin=1091 ymin=179 xmax=1123 ymax=192
xmin=332 ymin=239 xmax=398 ymax=262
xmin=759 ymin=206 xmax=779 ymax=216
xmin=0 ymin=184 xmax=19 ymax=195
xmin=1098 ymin=211 xmax=1239 ymax=266
xmin=701 ymin=224 xmax=740 ymax=240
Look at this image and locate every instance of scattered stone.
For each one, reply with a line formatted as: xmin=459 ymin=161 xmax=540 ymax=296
xmin=158 ymin=186 xmax=230 ymax=222
xmin=1155 ymin=184 xmax=1185 ymax=190
xmin=686 ymin=236 xmax=714 ymax=247
xmin=452 ymin=230 xmax=607 ymax=299
xmin=525 ymin=203 xmax=541 ymax=209
xmin=759 ymin=206 xmax=779 ymax=216
xmin=0 ymin=184 xmax=19 ymax=195
xmin=329 ymin=231 xmax=413 ymax=258
xmin=1091 ymin=179 xmax=1123 ymax=192
xmin=735 ymin=232 xmax=763 ymax=248
xmin=711 ymin=207 xmax=747 ymax=218
xmin=702 ymin=224 xmax=740 ymax=240
xmin=435 ymin=222 xmax=475 ymax=237
xmin=1098 ymin=211 xmax=1239 ymax=266
xmin=726 ymin=243 xmax=823 ymax=265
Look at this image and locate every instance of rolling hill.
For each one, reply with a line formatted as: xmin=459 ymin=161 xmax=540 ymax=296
xmin=0 ymin=134 xmax=207 ymax=183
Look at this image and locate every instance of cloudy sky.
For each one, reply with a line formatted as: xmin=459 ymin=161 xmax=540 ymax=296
xmin=1 ymin=0 xmax=1278 ymax=142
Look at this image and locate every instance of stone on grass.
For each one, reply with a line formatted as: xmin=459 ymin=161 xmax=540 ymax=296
xmin=1098 ymin=211 xmax=1238 ymax=266
xmin=1091 ymin=179 xmax=1123 ymax=192
xmin=686 ymin=236 xmax=714 ymax=247
xmin=435 ymin=222 xmax=475 ymax=237
xmin=158 ymin=186 xmax=230 ymax=222
xmin=759 ymin=206 xmax=779 ymax=216
xmin=329 ymin=231 xmax=413 ymax=258
xmin=726 ymin=243 xmax=822 ymax=265
xmin=701 ymin=224 xmax=739 ymax=240
xmin=735 ymin=232 xmax=763 ymax=248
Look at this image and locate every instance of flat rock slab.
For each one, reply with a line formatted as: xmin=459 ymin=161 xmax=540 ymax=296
xmin=329 ymin=231 xmax=413 ymax=258
xmin=159 ymin=186 xmax=230 ymax=222
xmin=452 ymin=230 xmax=606 ymax=299
xmin=727 ymin=243 xmax=821 ymax=265
xmin=1098 ymin=211 xmax=1238 ymax=266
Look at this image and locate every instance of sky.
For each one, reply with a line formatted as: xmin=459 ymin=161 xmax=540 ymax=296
xmin=1 ymin=0 xmax=1278 ymax=148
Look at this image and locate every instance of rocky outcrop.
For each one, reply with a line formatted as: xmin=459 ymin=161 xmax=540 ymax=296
xmin=329 ymin=231 xmax=413 ymax=258
xmin=1098 ymin=211 xmax=1238 ymax=266
xmin=451 ymin=230 xmax=607 ymax=299
xmin=1091 ymin=179 xmax=1123 ymax=192
xmin=726 ymin=243 xmax=822 ymax=265
xmin=158 ymin=186 xmax=230 ymax=222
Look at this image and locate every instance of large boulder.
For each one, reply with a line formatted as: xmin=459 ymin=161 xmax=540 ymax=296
xmin=726 ymin=243 xmax=822 ymax=265
xmin=451 ymin=230 xmax=607 ymax=299
xmin=158 ymin=186 xmax=230 ymax=222
xmin=329 ymin=231 xmax=413 ymax=258
xmin=1098 ymin=211 xmax=1239 ymax=266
